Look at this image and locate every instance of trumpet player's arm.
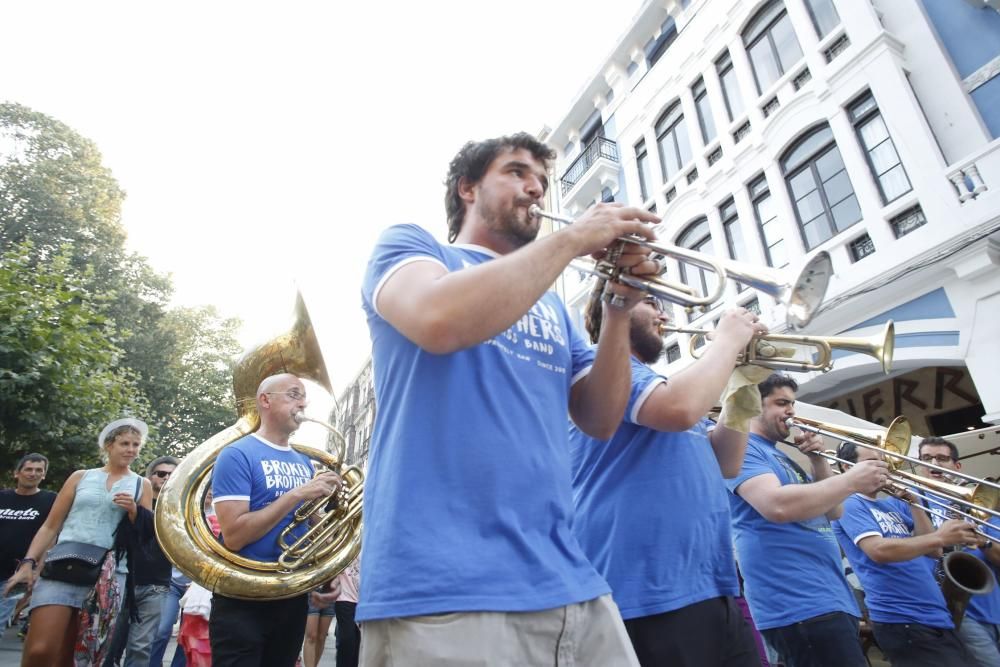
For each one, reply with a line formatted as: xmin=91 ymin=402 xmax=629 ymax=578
xmin=636 ymin=310 xmax=759 ymax=431
xmin=854 ymin=519 xmax=978 ymax=564
xmin=214 ymin=472 xmax=341 ymax=552
xmin=372 ymin=213 xmax=657 ymax=355
xmin=735 ymin=473 xmax=854 ymax=523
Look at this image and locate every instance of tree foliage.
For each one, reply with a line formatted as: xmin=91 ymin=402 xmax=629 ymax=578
xmin=0 ymin=102 xmax=242 ymax=485
xmin=0 ymin=243 xmax=150 ymax=480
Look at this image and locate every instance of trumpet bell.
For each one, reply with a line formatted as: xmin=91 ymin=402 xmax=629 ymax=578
xmin=721 ymin=251 xmax=833 ymax=330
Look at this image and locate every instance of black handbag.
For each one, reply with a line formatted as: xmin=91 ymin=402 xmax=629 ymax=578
xmin=40 ymin=474 xmax=142 ymax=586
xmin=39 ymin=542 xmax=110 ymax=586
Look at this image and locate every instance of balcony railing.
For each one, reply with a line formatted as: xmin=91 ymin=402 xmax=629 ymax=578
xmin=560 ymin=137 xmax=619 ymax=195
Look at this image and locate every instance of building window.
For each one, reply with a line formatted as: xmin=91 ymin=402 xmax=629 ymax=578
xmin=635 ymin=140 xmax=653 ymax=202
xmin=749 ymin=174 xmax=788 ymax=268
xmin=848 ymin=92 xmax=912 ymax=204
xmin=707 ymin=146 xmax=724 ymax=166
xmin=676 ymin=218 xmax=719 ymax=299
xmin=687 ymin=168 xmax=699 ymax=184
xmin=762 ymin=97 xmax=780 ymax=118
xmin=742 ymin=1 xmax=804 ymax=94
xmin=665 ymin=187 xmax=678 ymax=203
xmin=823 ymin=34 xmax=850 ymax=63
xmin=889 ymin=205 xmax=927 ymax=238
xmin=655 ymin=102 xmax=693 ymax=183
xmin=716 ymin=50 xmax=745 ymax=121
xmin=848 ymin=233 xmax=876 ymax=262
xmin=646 ymin=17 xmax=679 ymax=68
xmin=804 ymin=0 xmax=840 ymax=38
xmin=720 ymin=197 xmax=750 ymax=291
xmin=781 ymin=124 xmax=862 ymax=250
xmin=743 ymin=297 xmax=761 ymax=315
xmin=665 ymin=342 xmax=682 ymax=364
xmin=792 ymin=68 xmax=812 ymax=91
xmin=733 ymin=120 xmax=752 ymax=144
xmin=692 ymin=77 xmax=717 ymax=144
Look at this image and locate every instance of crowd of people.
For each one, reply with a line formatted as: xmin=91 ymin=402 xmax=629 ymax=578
xmin=3 ymin=132 xmax=998 ymax=667
xmin=0 ymin=408 xmax=361 ymax=667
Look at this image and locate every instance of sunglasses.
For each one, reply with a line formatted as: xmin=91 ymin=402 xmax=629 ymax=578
xmin=151 ymin=470 xmax=173 ymax=479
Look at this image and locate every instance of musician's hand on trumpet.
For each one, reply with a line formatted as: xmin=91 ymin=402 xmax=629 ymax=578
xmin=840 ymin=458 xmax=890 ymax=495
xmin=562 ymin=202 xmax=659 ymax=261
xmin=936 ymin=519 xmax=986 ymax=550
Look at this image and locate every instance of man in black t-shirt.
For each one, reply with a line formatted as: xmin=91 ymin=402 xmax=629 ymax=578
xmin=0 ymin=453 xmax=56 ymax=626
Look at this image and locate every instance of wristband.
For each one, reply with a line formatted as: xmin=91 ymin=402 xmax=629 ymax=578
xmin=18 ymin=558 xmax=37 ymax=571
xmin=602 ymin=291 xmax=628 ymax=310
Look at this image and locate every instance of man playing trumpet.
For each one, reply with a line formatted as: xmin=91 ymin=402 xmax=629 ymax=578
xmin=358 ymin=132 xmax=660 ymax=665
xmin=916 ymin=436 xmax=1000 ymax=667
xmin=569 ymin=292 xmax=766 ymax=667
xmin=726 ymin=374 xmax=888 ymax=667
xmin=833 ymin=440 xmax=977 ymax=667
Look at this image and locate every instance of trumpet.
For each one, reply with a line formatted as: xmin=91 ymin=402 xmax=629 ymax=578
xmin=798 ymin=445 xmax=997 ymax=628
xmin=529 ymin=205 xmax=832 ymax=329
xmin=786 ymin=416 xmax=1000 ymax=519
xmin=662 ymin=320 xmax=894 ymax=374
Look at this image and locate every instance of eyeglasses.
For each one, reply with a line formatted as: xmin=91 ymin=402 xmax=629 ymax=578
xmin=642 ymin=296 xmax=665 ymax=313
xmin=266 ymin=390 xmax=307 ymax=402
xmin=151 ymin=470 xmax=172 ymax=479
xmin=920 ymin=454 xmax=955 ymax=464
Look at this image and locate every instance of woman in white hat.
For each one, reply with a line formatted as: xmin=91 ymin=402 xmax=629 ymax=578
xmin=4 ymin=418 xmax=154 ymax=666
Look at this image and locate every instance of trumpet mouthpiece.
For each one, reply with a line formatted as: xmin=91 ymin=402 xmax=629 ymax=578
xmin=528 ymin=204 xmax=543 ymax=218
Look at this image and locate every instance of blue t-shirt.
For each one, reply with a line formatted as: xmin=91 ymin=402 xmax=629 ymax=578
xmin=570 ymin=355 xmax=738 ymax=620
xmin=212 ymin=434 xmax=314 ymax=562
xmin=357 ymin=224 xmax=609 ymax=622
xmin=834 ymin=494 xmax=953 ymax=627
xmin=967 ymin=516 xmax=1000 ymax=624
xmin=726 ymin=433 xmax=859 ymax=629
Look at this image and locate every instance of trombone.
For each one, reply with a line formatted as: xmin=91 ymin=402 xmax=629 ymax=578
xmin=785 ymin=416 xmax=1000 ymax=523
xmin=662 ymin=320 xmax=894 ymax=374
xmin=529 ymin=205 xmax=833 ymax=329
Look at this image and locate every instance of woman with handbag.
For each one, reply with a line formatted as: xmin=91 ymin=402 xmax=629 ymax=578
xmin=3 ymin=418 xmax=154 ymax=666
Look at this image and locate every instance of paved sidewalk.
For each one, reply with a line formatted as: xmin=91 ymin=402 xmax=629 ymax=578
xmin=0 ymin=618 xmax=339 ymax=666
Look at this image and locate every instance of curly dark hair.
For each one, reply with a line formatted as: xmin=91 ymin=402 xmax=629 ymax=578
xmin=444 ymin=132 xmax=556 ymax=243
xmin=757 ymin=373 xmax=798 ymax=399
xmin=583 ymin=279 xmax=609 ymax=344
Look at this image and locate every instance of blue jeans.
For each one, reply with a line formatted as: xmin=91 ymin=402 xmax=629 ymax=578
xmin=0 ymin=578 xmax=20 ymax=627
xmin=123 ymin=584 xmax=168 ymax=667
xmin=149 ymin=579 xmax=188 ymax=667
xmin=958 ymin=618 xmax=1000 ymax=667
xmin=761 ymin=611 xmax=867 ymax=667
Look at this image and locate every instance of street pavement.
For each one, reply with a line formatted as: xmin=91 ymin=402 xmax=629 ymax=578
xmin=0 ymin=617 xmax=339 ymax=666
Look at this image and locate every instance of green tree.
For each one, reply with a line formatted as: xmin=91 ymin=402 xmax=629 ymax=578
xmin=0 ymin=242 xmax=150 ymax=481
xmin=1 ymin=102 xmax=245 ymax=481
xmin=135 ymin=306 xmax=242 ymax=463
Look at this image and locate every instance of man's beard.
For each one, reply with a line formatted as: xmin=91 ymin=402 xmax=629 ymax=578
xmin=631 ymin=317 xmax=664 ymax=364
xmin=481 ymin=197 xmax=539 ymax=249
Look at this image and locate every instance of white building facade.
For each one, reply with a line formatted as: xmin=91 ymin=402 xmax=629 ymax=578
xmin=544 ymin=0 xmax=1000 ymax=442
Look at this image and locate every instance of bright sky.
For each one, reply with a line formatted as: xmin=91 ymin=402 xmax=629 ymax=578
xmin=2 ymin=1 xmax=643 ymax=393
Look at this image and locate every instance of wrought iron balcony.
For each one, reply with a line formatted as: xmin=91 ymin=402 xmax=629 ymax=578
xmin=560 ymin=137 xmax=620 ymax=196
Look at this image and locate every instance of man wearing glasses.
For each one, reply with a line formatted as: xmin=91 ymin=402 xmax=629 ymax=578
xmin=569 ymin=292 xmax=765 ymax=667
xmin=917 ymin=436 xmax=1000 ymax=667
xmin=212 ymin=373 xmax=342 ymax=667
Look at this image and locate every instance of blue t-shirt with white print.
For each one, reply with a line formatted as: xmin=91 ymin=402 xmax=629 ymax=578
xmin=570 ymin=355 xmax=738 ymax=620
xmin=357 ymin=223 xmax=609 ymax=622
xmin=834 ymin=494 xmax=953 ymax=627
xmin=726 ymin=433 xmax=859 ymax=629
xmin=213 ymin=434 xmax=313 ymax=562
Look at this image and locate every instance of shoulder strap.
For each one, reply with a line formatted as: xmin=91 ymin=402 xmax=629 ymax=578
xmin=133 ymin=474 xmax=142 ymax=500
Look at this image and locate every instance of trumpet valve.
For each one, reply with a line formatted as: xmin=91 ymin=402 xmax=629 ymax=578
xmin=756 ymin=342 xmax=779 ymax=359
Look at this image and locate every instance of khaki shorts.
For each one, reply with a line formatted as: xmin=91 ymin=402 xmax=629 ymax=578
xmin=359 ymin=594 xmax=638 ymax=667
